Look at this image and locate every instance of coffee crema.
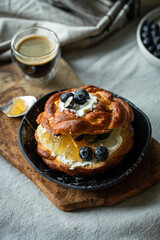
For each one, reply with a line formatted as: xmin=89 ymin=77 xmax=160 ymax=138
xmin=14 ymin=35 xmax=58 ymax=78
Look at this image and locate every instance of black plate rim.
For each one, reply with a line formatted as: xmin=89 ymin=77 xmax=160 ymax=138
xmin=18 ymin=90 xmax=152 ymax=190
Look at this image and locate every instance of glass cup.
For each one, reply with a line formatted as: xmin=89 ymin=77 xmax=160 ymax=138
xmin=11 ymin=27 xmax=61 ymax=84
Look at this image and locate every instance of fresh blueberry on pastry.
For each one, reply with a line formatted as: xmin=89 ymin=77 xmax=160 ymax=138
xmin=35 ymin=85 xmax=134 ymax=177
xmin=60 ymin=92 xmax=74 ymax=103
xmin=74 ymin=89 xmax=89 ymax=105
xmin=79 ymin=146 xmax=93 ymax=161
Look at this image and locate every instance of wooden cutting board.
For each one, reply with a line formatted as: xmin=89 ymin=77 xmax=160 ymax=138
xmin=0 ymin=61 xmax=160 ymax=212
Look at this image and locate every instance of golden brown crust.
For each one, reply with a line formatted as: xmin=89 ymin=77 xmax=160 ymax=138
xmin=35 ymin=124 xmax=134 ymax=177
xmin=36 ymin=85 xmax=134 ymax=135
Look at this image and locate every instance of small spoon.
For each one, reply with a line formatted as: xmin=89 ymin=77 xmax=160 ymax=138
xmin=0 ymin=96 xmax=37 ymax=117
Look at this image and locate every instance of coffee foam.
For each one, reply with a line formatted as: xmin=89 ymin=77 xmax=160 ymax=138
xmin=15 ymin=35 xmax=58 ymax=65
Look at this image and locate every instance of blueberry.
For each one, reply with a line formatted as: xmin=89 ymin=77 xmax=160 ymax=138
xmin=153 ymin=51 xmax=160 ymax=58
xmin=79 ymin=146 xmax=93 ymax=161
xmin=143 ymin=37 xmax=152 ymax=47
xmin=98 ymin=131 xmax=111 ymax=140
xmin=64 ymin=95 xmax=75 ymax=108
xmin=141 ymin=31 xmax=150 ymax=39
xmin=150 ymin=23 xmax=159 ymax=31
xmin=153 ymin=36 xmax=160 ymax=45
xmin=156 ymin=44 xmax=160 ymax=51
xmin=54 ymin=133 xmax=62 ymax=136
xmin=147 ymin=45 xmax=156 ymax=53
xmin=74 ymin=89 xmax=89 ymax=105
xmin=151 ymin=29 xmax=159 ymax=37
xmin=94 ymin=146 xmax=109 ymax=161
xmin=60 ymin=92 xmax=74 ymax=103
xmin=145 ymin=20 xmax=153 ymax=26
xmin=142 ymin=25 xmax=150 ymax=32
xmin=72 ymin=134 xmax=84 ymax=141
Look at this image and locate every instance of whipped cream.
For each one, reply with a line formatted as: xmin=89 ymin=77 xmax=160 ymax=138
xmin=40 ymin=126 xmax=46 ymax=134
xmin=37 ymin=125 xmax=123 ymax=170
xmin=54 ymin=155 xmax=99 ymax=170
xmin=59 ymin=93 xmax=97 ymax=117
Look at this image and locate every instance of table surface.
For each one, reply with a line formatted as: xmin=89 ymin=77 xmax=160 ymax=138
xmin=1 ymin=20 xmax=160 ymax=240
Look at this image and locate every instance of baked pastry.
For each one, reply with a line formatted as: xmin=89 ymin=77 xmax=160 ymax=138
xmin=35 ymin=85 xmax=134 ymax=177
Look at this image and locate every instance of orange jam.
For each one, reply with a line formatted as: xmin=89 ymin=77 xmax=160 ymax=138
xmin=7 ymin=98 xmax=28 ymax=116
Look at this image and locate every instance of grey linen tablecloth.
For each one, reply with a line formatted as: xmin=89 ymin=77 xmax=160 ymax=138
xmin=0 ymin=0 xmax=160 ymax=240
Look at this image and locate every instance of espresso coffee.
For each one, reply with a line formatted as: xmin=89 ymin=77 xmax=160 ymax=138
xmin=14 ymin=35 xmax=57 ymax=78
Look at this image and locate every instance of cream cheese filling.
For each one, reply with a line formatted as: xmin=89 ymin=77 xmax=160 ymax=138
xmin=59 ymin=93 xmax=97 ymax=117
xmin=37 ymin=125 xmax=123 ymax=170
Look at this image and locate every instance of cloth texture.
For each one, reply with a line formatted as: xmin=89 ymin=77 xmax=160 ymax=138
xmin=0 ymin=0 xmax=160 ymax=240
xmin=0 ymin=0 xmax=140 ymax=61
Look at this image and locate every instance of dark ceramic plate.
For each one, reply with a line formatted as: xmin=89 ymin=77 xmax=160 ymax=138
xmin=18 ymin=90 xmax=152 ymax=190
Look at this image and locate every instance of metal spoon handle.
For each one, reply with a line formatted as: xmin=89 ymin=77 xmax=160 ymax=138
xmin=0 ymin=100 xmax=14 ymax=113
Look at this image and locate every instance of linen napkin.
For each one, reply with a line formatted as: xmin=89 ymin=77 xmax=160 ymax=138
xmin=0 ymin=0 xmax=140 ymax=61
